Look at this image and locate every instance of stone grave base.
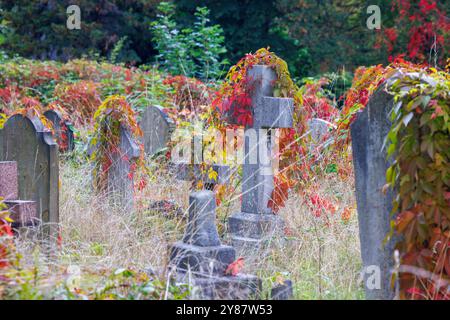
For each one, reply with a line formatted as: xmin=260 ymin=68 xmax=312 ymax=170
xmin=229 ymin=212 xmax=284 ymax=238
xmin=228 ymin=212 xmax=284 ymax=255
xmin=170 ymin=242 xmax=236 ymax=275
xmin=176 ymin=272 xmax=262 ymax=300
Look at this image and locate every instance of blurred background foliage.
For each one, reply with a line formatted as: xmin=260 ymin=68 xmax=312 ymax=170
xmin=0 ymin=0 xmax=448 ymax=77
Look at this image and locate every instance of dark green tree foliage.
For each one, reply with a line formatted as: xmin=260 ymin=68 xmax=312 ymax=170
xmin=276 ymin=0 xmax=389 ymax=75
xmin=1 ymin=0 xmax=447 ymax=77
xmin=151 ymin=2 xmax=227 ymax=80
xmin=0 ymin=0 xmax=160 ymax=63
xmin=173 ymin=0 xmax=309 ymax=76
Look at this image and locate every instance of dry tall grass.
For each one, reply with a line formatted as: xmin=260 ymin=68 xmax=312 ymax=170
xmin=10 ymin=150 xmax=363 ymax=299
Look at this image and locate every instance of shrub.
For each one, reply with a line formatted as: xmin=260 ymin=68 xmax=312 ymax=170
xmin=151 ymin=2 xmax=227 ymax=81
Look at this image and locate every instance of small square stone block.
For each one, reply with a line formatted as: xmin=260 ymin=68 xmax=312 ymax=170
xmin=5 ymin=200 xmax=38 ymax=225
xmin=228 ymin=212 xmax=284 ymax=239
xmin=170 ymin=242 xmax=236 ymax=275
xmin=0 ymin=161 xmax=18 ymax=200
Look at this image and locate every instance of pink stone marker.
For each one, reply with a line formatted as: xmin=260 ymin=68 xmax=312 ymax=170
xmin=5 ymin=200 xmax=38 ymax=225
xmin=0 ymin=161 xmax=19 ymax=200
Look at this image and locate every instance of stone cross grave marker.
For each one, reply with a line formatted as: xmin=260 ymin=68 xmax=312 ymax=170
xmin=172 ymin=131 xmax=232 ymax=190
xmin=0 ymin=114 xmax=59 ymax=238
xmin=170 ymin=190 xmax=261 ymax=299
xmin=228 ymin=65 xmax=294 ymax=252
xmin=88 ymin=125 xmax=141 ymax=210
xmin=44 ymin=109 xmax=75 ymax=152
xmin=139 ymin=106 xmax=174 ymax=156
xmin=351 ymin=88 xmax=399 ymax=300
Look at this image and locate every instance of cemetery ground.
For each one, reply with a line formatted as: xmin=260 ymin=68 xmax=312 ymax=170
xmin=0 ymin=50 xmax=448 ymax=301
xmin=11 ymin=152 xmax=362 ymax=300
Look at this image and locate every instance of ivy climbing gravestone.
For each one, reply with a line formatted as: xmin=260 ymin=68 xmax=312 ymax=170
xmin=172 ymin=130 xmax=232 ymax=190
xmin=170 ymin=190 xmax=261 ymax=299
xmin=140 ymin=106 xmax=174 ymax=156
xmin=88 ymin=125 xmax=141 ymax=210
xmin=44 ymin=109 xmax=75 ymax=152
xmin=227 ymin=65 xmax=294 ymax=253
xmin=351 ymin=88 xmax=399 ymax=300
xmin=0 ymin=114 xmax=59 ymax=238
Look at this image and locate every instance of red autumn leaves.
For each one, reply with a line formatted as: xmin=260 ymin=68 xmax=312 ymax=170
xmin=225 ymin=257 xmax=244 ymax=276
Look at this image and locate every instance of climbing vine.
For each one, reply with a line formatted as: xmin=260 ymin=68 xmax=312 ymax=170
xmin=337 ymin=57 xmax=428 ymax=146
xmin=90 ymin=95 xmax=146 ymax=192
xmin=210 ymin=48 xmax=345 ymax=211
xmin=340 ymin=59 xmax=450 ymax=299
xmin=385 ymin=67 xmax=449 ymax=300
xmin=0 ymin=112 xmax=6 ymax=129
xmin=46 ymin=103 xmax=76 ymax=152
xmin=10 ymin=97 xmax=53 ymax=132
xmin=376 ymin=0 xmax=450 ymax=65
xmin=211 ymin=48 xmax=303 ymax=128
xmin=0 ymin=198 xmax=13 ymax=270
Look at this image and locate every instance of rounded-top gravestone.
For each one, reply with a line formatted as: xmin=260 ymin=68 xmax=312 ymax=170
xmin=139 ymin=106 xmax=174 ymax=156
xmin=44 ymin=109 xmax=75 ymax=152
xmin=0 ymin=114 xmax=59 ymax=238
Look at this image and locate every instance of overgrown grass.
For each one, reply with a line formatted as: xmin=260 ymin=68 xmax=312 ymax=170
xmin=4 ymin=146 xmax=363 ymax=300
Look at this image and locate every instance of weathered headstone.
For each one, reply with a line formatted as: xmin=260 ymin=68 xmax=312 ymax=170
xmin=44 ymin=109 xmax=75 ymax=152
xmin=88 ymin=126 xmax=141 ymax=210
xmin=172 ymin=131 xmax=232 ymax=190
xmin=308 ymin=118 xmax=333 ymax=144
xmin=0 ymin=115 xmax=59 ymax=237
xmin=228 ymin=65 xmax=294 ymax=252
xmin=140 ymin=106 xmax=174 ymax=156
xmin=170 ymin=190 xmax=261 ymax=299
xmin=351 ymin=88 xmax=399 ymax=300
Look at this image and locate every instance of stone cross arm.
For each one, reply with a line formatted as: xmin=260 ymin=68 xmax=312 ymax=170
xmin=253 ymin=97 xmax=293 ymax=129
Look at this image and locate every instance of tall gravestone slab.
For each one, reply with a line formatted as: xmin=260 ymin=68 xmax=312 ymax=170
xmin=44 ymin=110 xmax=75 ymax=152
xmin=351 ymin=88 xmax=398 ymax=300
xmin=0 ymin=115 xmax=59 ymax=238
xmin=108 ymin=128 xmax=141 ymax=209
xmin=140 ymin=106 xmax=174 ymax=156
xmin=88 ymin=126 xmax=141 ymax=210
xmin=170 ymin=190 xmax=261 ymax=299
xmin=228 ymin=65 xmax=294 ymax=253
